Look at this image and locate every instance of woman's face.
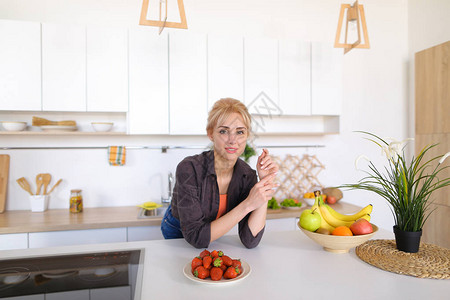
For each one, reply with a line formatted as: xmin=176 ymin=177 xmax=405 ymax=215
xmin=209 ymin=112 xmax=248 ymax=163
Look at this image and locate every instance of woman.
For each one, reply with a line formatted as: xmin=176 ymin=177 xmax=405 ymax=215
xmin=161 ymin=98 xmax=278 ymax=248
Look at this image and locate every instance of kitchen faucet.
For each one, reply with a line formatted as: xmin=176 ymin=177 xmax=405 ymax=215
xmin=161 ymin=172 xmax=174 ymax=205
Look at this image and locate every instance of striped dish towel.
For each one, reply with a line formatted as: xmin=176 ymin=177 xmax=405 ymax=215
xmin=108 ymin=146 xmax=126 ymax=166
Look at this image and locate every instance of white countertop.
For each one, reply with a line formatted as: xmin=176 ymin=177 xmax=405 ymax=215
xmin=0 ymin=229 xmax=448 ymax=300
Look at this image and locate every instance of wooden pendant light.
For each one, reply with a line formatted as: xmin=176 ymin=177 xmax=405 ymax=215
xmin=334 ymin=0 xmax=369 ymax=54
xmin=139 ymin=0 xmax=188 ymax=33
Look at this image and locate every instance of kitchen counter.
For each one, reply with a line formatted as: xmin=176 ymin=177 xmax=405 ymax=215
xmin=0 ymin=229 xmax=447 ymax=300
xmin=0 ymin=202 xmax=363 ymax=234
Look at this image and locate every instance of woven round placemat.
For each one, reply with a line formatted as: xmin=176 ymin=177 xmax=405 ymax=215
xmin=356 ymin=239 xmax=450 ymax=279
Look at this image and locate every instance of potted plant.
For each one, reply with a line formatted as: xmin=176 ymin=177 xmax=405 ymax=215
xmin=241 ymin=143 xmax=257 ymax=163
xmin=341 ymin=131 xmax=450 ymax=253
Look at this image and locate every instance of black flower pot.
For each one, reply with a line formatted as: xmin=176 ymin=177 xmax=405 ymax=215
xmin=393 ymin=225 xmax=422 ymax=253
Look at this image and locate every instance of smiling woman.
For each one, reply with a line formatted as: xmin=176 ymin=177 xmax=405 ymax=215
xmin=161 ymin=98 xmax=279 ymax=248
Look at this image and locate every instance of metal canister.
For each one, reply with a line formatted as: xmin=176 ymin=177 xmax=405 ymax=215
xmin=70 ymin=189 xmax=83 ymax=213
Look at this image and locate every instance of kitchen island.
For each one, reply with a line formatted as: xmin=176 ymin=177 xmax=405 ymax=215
xmin=0 ymin=228 xmax=448 ymax=300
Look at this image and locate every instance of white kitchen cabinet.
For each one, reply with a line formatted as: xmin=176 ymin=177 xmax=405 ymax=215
xmin=0 ymin=233 xmax=28 ymax=250
xmin=311 ymin=42 xmax=343 ymax=115
xmin=127 ymin=226 xmax=164 ymax=241
xmin=279 ymin=40 xmax=311 ymax=116
xmin=1 ymin=295 xmax=44 ymax=300
xmin=169 ymin=32 xmax=207 ymax=135
xmin=265 ymin=218 xmax=297 ymax=232
xmin=90 ymin=286 xmax=131 ymax=300
xmin=87 ymin=26 xmax=128 ymax=112
xmin=207 ymin=34 xmax=244 ymax=110
xmin=46 ymin=290 xmax=90 ymax=300
xmin=42 ymin=23 xmax=86 ymax=111
xmin=28 ymin=228 xmax=127 ymax=248
xmin=128 ymin=27 xmax=169 ymax=134
xmin=244 ymin=37 xmax=279 ymax=115
xmin=0 ymin=20 xmax=41 ymax=111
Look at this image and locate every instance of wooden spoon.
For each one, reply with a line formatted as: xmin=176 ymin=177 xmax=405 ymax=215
xmin=42 ymin=173 xmax=52 ymax=195
xmin=46 ymin=179 xmax=62 ymax=195
xmin=16 ymin=177 xmax=34 ymax=195
xmin=36 ymin=174 xmax=44 ymax=195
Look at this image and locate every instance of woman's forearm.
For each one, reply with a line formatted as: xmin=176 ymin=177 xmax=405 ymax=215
xmin=247 ymin=204 xmax=267 ymax=236
xmin=209 ymin=200 xmax=252 ymax=242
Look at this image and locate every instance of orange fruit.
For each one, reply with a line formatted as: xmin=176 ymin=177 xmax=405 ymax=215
xmin=332 ymin=226 xmax=353 ymax=236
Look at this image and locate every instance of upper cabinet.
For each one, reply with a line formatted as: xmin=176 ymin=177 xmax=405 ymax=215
xmin=128 ymin=27 xmax=169 ymax=135
xmin=87 ymin=26 xmax=128 ymax=112
xmin=311 ymin=42 xmax=342 ymax=115
xmin=0 ymin=19 xmax=342 ymax=135
xmin=169 ymin=32 xmax=207 ymax=135
xmin=207 ymin=34 xmax=244 ymax=111
xmin=0 ymin=20 xmax=41 ymax=111
xmin=42 ymin=23 xmax=86 ymax=111
xmin=244 ymin=37 xmax=279 ymax=115
xmin=279 ymin=40 xmax=311 ymax=116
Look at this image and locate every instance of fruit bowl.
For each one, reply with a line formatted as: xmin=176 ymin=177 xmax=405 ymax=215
xmin=298 ymin=223 xmax=378 ymax=253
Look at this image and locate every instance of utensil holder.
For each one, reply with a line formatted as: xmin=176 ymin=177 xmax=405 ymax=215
xmin=30 ymin=195 xmax=49 ymax=212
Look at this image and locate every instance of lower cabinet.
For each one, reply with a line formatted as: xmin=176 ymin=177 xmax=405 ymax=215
xmin=1 ymin=295 xmax=44 ymax=300
xmin=28 ymin=228 xmax=127 ymax=248
xmin=0 ymin=233 xmax=28 ymax=250
xmin=265 ymin=218 xmax=298 ymax=232
xmin=127 ymin=226 xmax=164 ymax=242
xmin=2 ymin=218 xmax=297 ymax=250
xmin=90 ymin=286 xmax=131 ymax=300
xmin=46 ymin=290 xmax=90 ymax=300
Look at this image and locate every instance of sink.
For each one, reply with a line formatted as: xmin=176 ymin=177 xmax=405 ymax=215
xmin=137 ymin=206 xmax=167 ymax=219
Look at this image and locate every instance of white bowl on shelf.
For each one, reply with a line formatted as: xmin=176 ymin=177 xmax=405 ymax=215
xmin=91 ymin=122 xmax=113 ymax=132
xmin=303 ymin=197 xmax=315 ymax=206
xmin=1 ymin=121 xmax=27 ymax=131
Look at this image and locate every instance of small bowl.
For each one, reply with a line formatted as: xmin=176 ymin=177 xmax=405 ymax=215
xmin=299 ymin=223 xmax=378 ymax=253
xmin=1 ymin=121 xmax=27 ymax=131
xmin=91 ymin=122 xmax=113 ymax=132
xmin=303 ymin=197 xmax=315 ymax=206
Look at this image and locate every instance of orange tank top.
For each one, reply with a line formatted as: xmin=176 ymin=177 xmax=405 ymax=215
xmin=216 ymin=194 xmax=227 ymax=219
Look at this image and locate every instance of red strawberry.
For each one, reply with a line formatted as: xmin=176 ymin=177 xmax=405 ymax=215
xmin=213 ymin=257 xmax=223 ymax=267
xmin=199 ymin=249 xmax=210 ymax=258
xmin=210 ymin=250 xmax=219 ymax=258
xmin=223 ymin=266 xmax=239 ymax=279
xmin=202 ymin=255 xmax=212 ymax=269
xmin=221 ymin=255 xmax=232 ymax=267
xmin=232 ymin=259 xmax=242 ymax=274
xmin=193 ymin=266 xmax=209 ymax=279
xmin=210 ymin=267 xmax=223 ymax=281
xmin=191 ymin=256 xmax=202 ymax=272
xmin=220 ymin=264 xmax=227 ymax=271
xmin=231 ymin=259 xmax=241 ymax=268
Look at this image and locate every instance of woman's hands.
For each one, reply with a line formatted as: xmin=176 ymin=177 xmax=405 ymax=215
xmin=256 ymin=149 xmax=279 ymax=180
xmin=245 ymin=172 xmax=278 ymax=212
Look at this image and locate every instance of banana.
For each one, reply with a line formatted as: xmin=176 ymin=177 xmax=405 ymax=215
xmin=319 ymin=202 xmax=371 ymax=227
xmin=325 ymin=204 xmax=373 ymax=222
xmin=311 ymin=197 xmax=335 ymax=232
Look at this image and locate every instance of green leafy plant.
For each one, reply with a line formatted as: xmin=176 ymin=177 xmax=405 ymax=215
xmin=341 ymin=131 xmax=450 ymax=232
xmin=241 ymin=143 xmax=256 ymax=163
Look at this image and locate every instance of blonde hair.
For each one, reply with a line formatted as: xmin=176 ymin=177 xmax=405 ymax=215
xmin=206 ymin=98 xmax=252 ymax=136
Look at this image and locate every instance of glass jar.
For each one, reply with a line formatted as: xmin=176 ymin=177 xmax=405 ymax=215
xmin=70 ymin=189 xmax=83 ymax=213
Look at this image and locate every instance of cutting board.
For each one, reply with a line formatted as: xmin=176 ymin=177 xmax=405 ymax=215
xmin=0 ymin=154 xmax=10 ymax=213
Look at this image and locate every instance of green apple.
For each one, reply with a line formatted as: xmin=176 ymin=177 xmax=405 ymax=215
xmin=299 ymin=208 xmax=321 ymax=232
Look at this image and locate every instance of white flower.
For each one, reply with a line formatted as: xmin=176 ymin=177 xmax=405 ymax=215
xmin=439 ymin=152 xmax=450 ymax=165
xmin=382 ymin=138 xmax=414 ymax=161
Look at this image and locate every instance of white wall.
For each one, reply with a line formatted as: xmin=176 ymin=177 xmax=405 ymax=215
xmin=0 ymin=0 xmax=414 ymax=231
